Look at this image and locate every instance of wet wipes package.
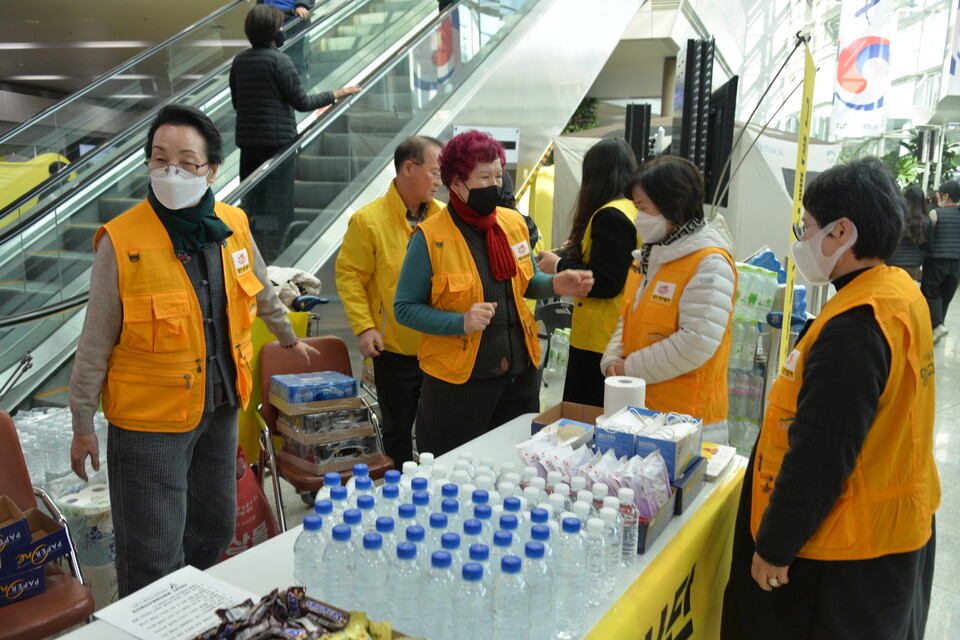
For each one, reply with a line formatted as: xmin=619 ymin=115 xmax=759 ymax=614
xmin=269 ymin=372 xmax=358 ymax=404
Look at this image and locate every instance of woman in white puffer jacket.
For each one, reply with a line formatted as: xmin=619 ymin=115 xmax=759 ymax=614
xmin=601 ymin=156 xmax=736 ymax=443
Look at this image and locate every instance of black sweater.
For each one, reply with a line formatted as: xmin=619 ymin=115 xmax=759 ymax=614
xmin=229 ymin=46 xmax=335 ymax=148
xmin=555 ymin=207 xmax=637 ymax=298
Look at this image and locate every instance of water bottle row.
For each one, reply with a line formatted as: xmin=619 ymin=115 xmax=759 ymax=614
xmin=13 ymin=408 xmax=109 ymax=486
xmin=296 ymin=514 xmax=622 ymax=640
xmin=733 ymin=264 xmax=778 ymax=323
xmin=727 ymin=368 xmax=764 ymax=421
xmin=728 ymin=318 xmax=761 ymax=372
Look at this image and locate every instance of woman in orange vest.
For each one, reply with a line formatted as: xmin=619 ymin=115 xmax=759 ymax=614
xmin=600 ymin=156 xmax=736 ymax=443
xmin=538 ymin=138 xmax=638 ymax=407
xmin=68 ymin=105 xmax=317 ymax=597
xmin=394 ymin=130 xmax=594 ymax=455
xmin=721 ymin=158 xmax=939 ymax=639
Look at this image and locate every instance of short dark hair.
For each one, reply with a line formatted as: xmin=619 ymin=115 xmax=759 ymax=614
xmin=393 ymin=136 xmax=444 ymax=173
xmin=245 ymin=4 xmax=283 ymax=48
xmin=624 ymin=155 xmax=704 ymax=225
xmin=802 ymin=157 xmax=902 ymax=260
xmin=937 ymin=180 xmax=960 ymax=203
xmin=144 ymin=104 xmax=224 ymax=166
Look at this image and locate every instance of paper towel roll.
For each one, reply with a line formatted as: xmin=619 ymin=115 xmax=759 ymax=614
xmin=604 ymin=376 xmax=646 ymax=417
xmin=56 ymin=483 xmax=115 ymax=567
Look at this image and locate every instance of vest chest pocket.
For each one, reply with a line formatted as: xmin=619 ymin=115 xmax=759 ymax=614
xmin=234 ymin=270 xmax=264 ymax=330
xmin=431 ymin=272 xmax=474 ymax=313
xmin=121 ymin=291 xmax=191 ymax=353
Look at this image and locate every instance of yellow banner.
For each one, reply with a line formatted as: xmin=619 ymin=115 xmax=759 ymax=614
xmin=587 ymin=467 xmax=745 ymax=640
xmin=779 ymin=44 xmax=816 ymax=367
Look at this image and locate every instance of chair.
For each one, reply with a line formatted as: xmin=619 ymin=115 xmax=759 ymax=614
xmin=0 ymin=410 xmax=95 ymax=640
xmin=535 ymin=300 xmax=574 ymax=382
xmin=256 ymin=335 xmax=393 ymax=531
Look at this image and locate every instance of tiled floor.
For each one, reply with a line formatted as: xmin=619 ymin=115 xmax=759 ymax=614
xmin=269 ymin=303 xmax=960 ymax=639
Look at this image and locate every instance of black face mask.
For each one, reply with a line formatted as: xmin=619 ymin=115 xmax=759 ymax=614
xmin=465 ymin=185 xmax=502 ymax=216
xmin=274 ymin=30 xmax=286 ymax=47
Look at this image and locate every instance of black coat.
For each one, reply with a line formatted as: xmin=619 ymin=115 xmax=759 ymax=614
xmin=229 ymin=46 xmax=334 ymax=149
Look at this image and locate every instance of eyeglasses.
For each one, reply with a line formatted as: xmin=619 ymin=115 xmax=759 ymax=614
xmin=792 ymin=222 xmax=805 ymax=241
xmin=414 ymin=162 xmax=442 ymax=184
xmin=145 ymin=159 xmax=209 ymax=176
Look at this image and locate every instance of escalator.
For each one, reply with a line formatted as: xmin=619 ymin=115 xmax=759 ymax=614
xmin=0 ymin=0 xmax=644 ymax=411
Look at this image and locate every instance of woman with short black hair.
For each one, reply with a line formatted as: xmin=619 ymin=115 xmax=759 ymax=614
xmin=887 ymin=184 xmax=933 ymax=280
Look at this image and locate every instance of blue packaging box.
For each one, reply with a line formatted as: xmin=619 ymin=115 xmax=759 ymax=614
xmin=671 ymin=456 xmax=707 ymax=515
xmin=270 ymin=371 xmax=358 ymax=404
xmin=631 ymin=409 xmax=703 ymax=483
xmin=0 ymin=565 xmax=45 ymax=607
xmin=594 ymin=407 xmax=662 ymax=459
xmin=0 ymin=509 xmax=71 ymax=577
xmin=0 ymin=497 xmax=29 ymax=560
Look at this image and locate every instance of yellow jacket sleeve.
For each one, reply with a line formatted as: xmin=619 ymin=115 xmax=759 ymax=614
xmin=335 ymin=213 xmax=379 ymax=336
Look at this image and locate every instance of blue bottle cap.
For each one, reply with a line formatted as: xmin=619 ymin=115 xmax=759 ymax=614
xmin=332 ymin=524 xmax=351 ymax=541
xmin=441 ymin=498 xmax=459 ymax=514
xmin=441 ymin=532 xmax=460 ymax=550
xmin=524 ymin=541 xmax=544 ymax=559
xmin=330 ymin=486 xmax=348 ymax=501
xmin=375 ymin=516 xmax=395 ymax=533
xmin=499 ymin=514 xmax=518 ymax=531
xmin=384 ymin=469 xmax=401 ymax=484
xmin=357 ymin=495 xmax=375 ymax=510
xmin=382 ymin=484 xmax=400 ymax=499
xmin=493 ymin=530 xmax=512 ymax=547
xmin=503 ymin=497 xmax=521 ymax=512
xmin=474 ymin=504 xmax=492 ymax=520
xmin=431 ymin=550 xmax=452 ymax=568
xmin=471 ymin=489 xmax=489 ymax=504
xmin=398 ymin=503 xmax=416 ymax=519
xmin=412 ymin=491 xmax=430 ymax=507
xmin=362 ymin=532 xmax=383 ymax=550
xmin=530 ymin=524 xmax=550 ymax=541
xmin=353 ymin=463 xmax=370 ymax=477
xmin=442 ymin=483 xmax=459 ymax=498
xmin=355 ymin=476 xmax=372 ymax=491
xmin=303 ymin=514 xmax=322 ymax=531
xmin=462 ymin=562 xmax=483 ymax=581
xmin=562 ymin=517 xmax=582 ymax=533
xmin=469 ymin=543 xmax=490 ymax=561
xmin=529 ymin=507 xmax=549 ymax=523
xmin=405 ymin=525 xmax=425 ymax=542
xmin=463 ymin=519 xmax=482 ymax=536
xmin=343 ymin=509 xmax=362 ymax=525
xmin=314 ymin=499 xmax=333 ymax=516
xmin=411 ymin=476 xmax=429 ymax=491
xmin=397 ymin=541 xmax=417 ymax=560
xmin=501 ymin=555 xmax=522 ymax=573
xmin=323 ymin=472 xmax=342 ymax=486
xmin=429 ymin=513 xmax=448 ymax=529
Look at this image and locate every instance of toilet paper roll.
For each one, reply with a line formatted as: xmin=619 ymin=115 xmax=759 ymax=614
xmin=604 ymin=376 xmax=646 ymax=417
xmin=55 ymin=483 xmax=115 ymax=567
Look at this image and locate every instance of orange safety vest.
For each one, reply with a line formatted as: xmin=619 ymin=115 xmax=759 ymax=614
xmin=619 ymin=247 xmax=734 ymax=423
xmin=751 ymin=266 xmax=939 ymax=560
xmin=570 ymin=198 xmax=639 ymax=353
xmin=96 ymin=199 xmax=263 ymax=432
xmin=417 ymin=207 xmax=540 ymax=384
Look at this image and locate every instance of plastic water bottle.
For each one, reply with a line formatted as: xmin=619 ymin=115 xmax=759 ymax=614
xmin=523 ymin=486 xmax=541 ymax=512
xmin=435 ymin=482 xmax=459 ymax=512
xmin=492 ymin=530 xmax=516 ymax=564
xmin=458 ymin=451 xmax=476 ymax=478
xmin=471 ymin=489 xmax=490 ymax=507
xmin=400 ymin=460 xmax=419 ymax=496
xmin=520 ymin=466 xmax=538 ymax=489
xmin=585 ymin=518 xmax=606 ymax=607
xmin=356 ymin=494 xmax=377 ymax=531
xmin=599 ymin=507 xmax=622 ymax=593
xmin=529 ymin=477 xmax=546 ymax=494
xmin=345 ymin=462 xmax=370 ymax=494
xmin=602 ymin=497 xmax=626 ymax=568
xmin=524 ymin=542 xmax=555 ymax=640
xmin=343 ymin=508 xmax=363 ymax=539
xmin=498 ymin=515 xmax=520 ymax=549
xmin=545 ymin=471 xmax=562 ymax=494
xmin=494 ymin=555 xmax=529 ymax=640
xmin=474 ymin=503 xmax=494 ymax=544
xmin=419 ymin=451 xmax=435 ymax=477
xmin=569 ymin=476 xmax=586 ymax=501
xmin=411 ymin=476 xmax=431 ymax=503
xmin=555 ymin=518 xmax=587 ymax=639
xmin=314 ymin=498 xmax=333 ymax=520
xmin=619 ymin=488 xmax=640 ymax=564
xmin=405 ymin=525 xmax=430 ymax=571
xmin=412 ymin=490 xmax=432 ymax=524
xmin=375 ymin=516 xmax=399 ymax=551
xmin=572 ymin=501 xmax=592 ymax=527
xmin=575 ymin=491 xmax=598 ymax=520
xmin=356 ymin=533 xmax=387 ymax=619
xmin=423 ymin=551 xmax=456 ymax=640
xmin=548 ymin=494 xmax=567 ymax=525
xmin=454 ymin=563 xmax=492 ymax=640
xmin=293 ymin=515 xmax=325 ymax=596
xmin=426 ymin=513 xmax=449 ymax=553
xmin=441 ymin=498 xmax=463 ymax=533
xmin=591 ymin=483 xmax=609 ymax=511
xmin=462 ymin=518 xmax=485 ymax=550
xmin=530 ymin=524 xmax=555 ymax=571
xmin=389 ymin=542 xmax=421 ymax=634
xmin=502 ymin=498 xmax=526 ymax=540
xmin=555 ymin=483 xmax=573 ymax=511
xmin=320 ymin=524 xmax=355 ymax=610
xmin=397 ymin=503 xmax=420 ymax=531
xmin=480 ymin=457 xmax=499 ymax=479
xmin=441 ymin=532 xmax=464 ymax=567
xmin=317 ymin=471 xmax=342 ymax=501
xmin=451 ymin=469 xmax=471 ymax=488
xmin=468 ymin=543 xmax=494 ymax=588
xmin=378 ymin=483 xmax=402 ymax=519
xmin=475 ymin=475 xmax=495 ymax=492
xmin=330 ymin=485 xmax=349 ymax=522
xmin=377 ymin=469 xmax=402 ymax=500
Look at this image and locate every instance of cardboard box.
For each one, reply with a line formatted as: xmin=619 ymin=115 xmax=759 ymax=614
xmin=632 ymin=410 xmax=703 ymax=482
xmin=0 ymin=565 xmax=45 ymax=607
xmin=269 ymin=393 xmax=362 ymax=417
xmin=531 ymin=402 xmax=602 ymax=448
xmin=671 ymin=456 xmax=707 ymax=515
xmin=280 ymin=406 xmax=370 ymax=435
xmin=277 ymin=415 xmax=375 ymax=446
xmin=638 ymin=489 xmax=677 ymax=554
xmin=0 ymin=497 xmax=29 ymax=557
xmin=0 ymin=509 xmax=71 ymax=576
xmin=278 ymin=451 xmax=384 ymax=476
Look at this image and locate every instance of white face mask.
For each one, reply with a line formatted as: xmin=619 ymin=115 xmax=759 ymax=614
xmin=790 ymin=219 xmax=857 ymax=285
xmin=634 ymin=211 xmax=669 ymax=244
xmin=150 ymin=166 xmax=210 ymax=210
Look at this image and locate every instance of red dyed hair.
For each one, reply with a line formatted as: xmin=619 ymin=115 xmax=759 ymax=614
xmin=439 ymin=130 xmax=506 ymax=188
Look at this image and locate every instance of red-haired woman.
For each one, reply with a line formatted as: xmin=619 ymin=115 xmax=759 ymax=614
xmin=395 ymin=130 xmax=595 ymax=455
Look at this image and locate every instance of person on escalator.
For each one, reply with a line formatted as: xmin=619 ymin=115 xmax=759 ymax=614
xmin=229 ymin=4 xmax=360 ymax=261
xmin=68 ymin=104 xmax=318 ymax=598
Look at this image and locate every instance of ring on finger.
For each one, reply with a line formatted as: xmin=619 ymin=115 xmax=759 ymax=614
xmin=768 ymin=577 xmax=780 ymax=588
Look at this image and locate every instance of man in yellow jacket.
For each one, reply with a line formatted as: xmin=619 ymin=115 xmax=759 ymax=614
xmin=335 ymin=136 xmax=444 ymax=465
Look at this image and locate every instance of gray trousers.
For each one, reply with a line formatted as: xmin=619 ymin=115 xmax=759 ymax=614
xmin=108 ymin=403 xmax=238 ymax=597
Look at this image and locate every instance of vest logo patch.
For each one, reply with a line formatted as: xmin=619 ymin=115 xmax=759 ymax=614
xmin=781 ymin=348 xmax=801 ymax=380
xmin=434 ymin=241 xmax=444 ymax=248
xmin=512 ymin=240 xmax=530 ymax=261
xmin=232 ymin=248 xmax=251 ymax=275
xmin=651 ymin=281 xmax=677 ymax=304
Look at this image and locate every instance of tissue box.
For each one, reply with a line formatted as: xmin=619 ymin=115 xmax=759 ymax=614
xmin=671 ymin=456 xmax=707 ymax=515
xmin=269 ymin=372 xmax=358 ymax=405
xmin=638 ymin=489 xmax=677 ymax=554
xmin=0 ymin=509 xmax=71 ymax=577
xmin=631 ymin=410 xmax=703 ymax=482
xmin=531 ymin=402 xmax=601 ymax=448
xmin=0 ymin=497 xmax=29 ymax=557
xmin=0 ymin=565 xmax=45 ymax=607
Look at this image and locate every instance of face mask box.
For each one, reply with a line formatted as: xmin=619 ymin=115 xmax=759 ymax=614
xmin=0 ymin=565 xmax=45 ymax=607
xmin=631 ymin=409 xmax=703 ymax=483
xmin=0 ymin=509 xmax=70 ymax=577
xmin=531 ymin=402 xmax=601 ymax=449
xmin=0 ymin=497 xmax=29 ymax=560
xmin=594 ymin=406 xmax=665 ymax=460
xmin=637 ymin=488 xmax=677 ymax=554
xmin=670 ymin=456 xmax=707 ymax=515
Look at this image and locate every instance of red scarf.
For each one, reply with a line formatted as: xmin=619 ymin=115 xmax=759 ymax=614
xmin=449 ymin=191 xmax=517 ymax=281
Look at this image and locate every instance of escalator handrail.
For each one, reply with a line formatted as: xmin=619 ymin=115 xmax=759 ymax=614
xmin=0 ymin=0 xmax=367 ymax=242
xmin=0 ymin=294 xmax=90 ymax=330
xmin=0 ymin=0 xmax=252 ymax=148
